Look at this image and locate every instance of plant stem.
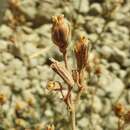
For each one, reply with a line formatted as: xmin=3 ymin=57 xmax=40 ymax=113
xmin=70 ymin=99 xmax=76 ymax=130
xmin=63 ymin=51 xmax=68 ymax=69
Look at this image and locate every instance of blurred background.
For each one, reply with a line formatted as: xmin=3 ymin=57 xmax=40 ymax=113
xmin=0 ymin=0 xmax=130 ymax=130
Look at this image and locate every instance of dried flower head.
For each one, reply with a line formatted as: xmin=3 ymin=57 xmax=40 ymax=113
xmin=50 ymin=58 xmax=74 ymax=87
xmin=47 ymin=81 xmax=61 ymax=91
xmin=0 ymin=93 xmax=7 ymax=105
xmin=124 ymin=110 xmax=130 ymax=123
xmin=51 ymin=15 xmax=70 ymax=53
xmin=114 ymin=103 xmax=125 ymax=118
xmin=74 ymin=36 xmax=89 ymax=71
xmin=46 ymin=125 xmax=55 ymax=130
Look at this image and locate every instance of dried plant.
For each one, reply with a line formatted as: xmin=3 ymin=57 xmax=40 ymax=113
xmin=46 ymin=15 xmax=89 ymax=130
xmin=114 ymin=103 xmax=130 ymax=130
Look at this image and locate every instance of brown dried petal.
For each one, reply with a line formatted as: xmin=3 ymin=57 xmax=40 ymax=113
xmin=50 ymin=58 xmax=74 ymax=87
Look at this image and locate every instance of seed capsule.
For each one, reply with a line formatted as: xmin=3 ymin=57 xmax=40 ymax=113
xmin=51 ymin=15 xmax=70 ymax=53
xmin=50 ymin=58 xmax=74 ymax=87
xmin=74 ymin=36 xmax=89 ymax=71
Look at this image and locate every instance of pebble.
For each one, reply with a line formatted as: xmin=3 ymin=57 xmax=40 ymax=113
xmin=0 ymin=25 xmax=13 ymax=38
xmin=89 ymin=3 xmax=103 ymax=15
xmin=73 ymin=0 xmax=89 ymax=13
xmin=78 ymin=117 xmax=89 ymax=128
xmin=100 ymin=46 xmax=113 ymax=59
xmin=103 ymin=116 xmax=118 ymax=130
xmin=112 ymin=47 xmax=127 ymax=64
xmin=93 ymin=96 xmax=103 ymax=113
xmin=0 ymin=40 xmax=8 ymax=51
xmin=104 ymin=77 xmax=125 ymax=102
xmin=101 ymin=98 xmax=111 ymax=116
xmin=85 ymin=17 xmax=105 ymax=33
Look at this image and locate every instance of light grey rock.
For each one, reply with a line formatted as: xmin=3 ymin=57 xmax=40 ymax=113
xmin=0 ymin=0 xmax=8 ymax=24
xmin=94 ymin=125 xmax=103 ymax=130
xmin=35 ymin=24 xmax=51 ymax=37
xmin=78 ymin=117 xmax=89 ymax=128
xmin=22 ymin=79 xmax=31 ymax=89
xmin=88 ymin=33 xmax=98 ymax=43
xmin=91 ymin=113 xmax=102 ymax=126
xmin=89 ymin=3 xmax=103 ymax=15
xmin=45 ymin=109 xmax=54 ymax=117
xmin=23 ymin=43 xmax=38 ymax=56
xmin=101 ymin=98 xmax=111 ymax=116
xmin=35 ymin=24 xmax=52 ymax=47
xmin=85 ymin=17 xmax=105 ymax=33
xmin=19 ymin=0 xmax=37 ymax=19
xmin=0 ymin=62 xmax=6 ymax=72
xmin=73 ymin=0 xmax=89 ymax=13
xmin=9 ymin=58 xmax=23 ymax=70
xmin=76 ymin=15 xmax=86 ymax=25
xmin=1 ymin=52 xmax=13 ymax=64
xmin=28 ymin=58 xmax=38 ymax=67
xmin=108 ymin=62 xmax=120 ymax=71
xmin=15 ymin=67 xmax=27 ymax=79
xmin=93 ymin=96 xmax=103 ymax=113
xmin=112 ymin=47 xmax=127 ymax=64
xmin=38 ymin=65 xmax=54 ymax=81
xmin=12 ymin=77 xmax=25 ymax=92
xmin=0 ymin=25 xmax=13 ymax=38
xmin=104 ymin=77 xmax=124 ymax=102
xmin=23 ymin=33 xmax=40 ymax=43
xmin=37 ymin=0 xmax=62 ymax=21
xmin=8 ymin=44 xmax=23 ymax=60
xmin=100 ymin=46 xmax=113 ymax=59
xmin=103 ymin=116 xmax=118 ymax=130
xmin=29 ymin=68 xmax=39 ymax=79
xmin=123 ymin=59 xmax=130 ymax=67
xmin=0 ymin=40 xmax=8 ymax=51
xmin=116 ymin=70 xmax=127 ymax=79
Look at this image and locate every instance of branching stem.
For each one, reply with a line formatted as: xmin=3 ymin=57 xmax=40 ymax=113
xmin=63 ymin=51 xmax=68 ymax=69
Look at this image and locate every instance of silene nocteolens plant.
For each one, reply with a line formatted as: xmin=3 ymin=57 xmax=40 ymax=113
xmin=46 ymin=15 xmax=89 ymax=130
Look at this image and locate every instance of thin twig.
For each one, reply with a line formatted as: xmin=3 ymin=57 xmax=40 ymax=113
xmin=63 ymin=51 xmax=68 ymax=69
xmin=29 ymin=46 xmax=53 ymax=58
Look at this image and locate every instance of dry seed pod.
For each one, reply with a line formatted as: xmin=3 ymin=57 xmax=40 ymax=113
xmin=114 ymin=103 xmax=125 ymax=118
xmin=51 ymin=15 xmax=70 ymax=53
xmin=74 ymin=36 xmax=89 ymax=71
xmin=50 ymin=58 xmax=74 ymax=87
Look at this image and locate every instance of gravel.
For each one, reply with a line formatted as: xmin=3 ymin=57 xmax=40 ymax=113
xmin=0 ymin=0 xmax=130 ymax=129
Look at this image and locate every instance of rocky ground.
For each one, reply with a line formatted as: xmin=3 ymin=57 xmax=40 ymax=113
xmin=0 ymin=0 xmax=130 ymax=130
